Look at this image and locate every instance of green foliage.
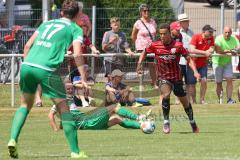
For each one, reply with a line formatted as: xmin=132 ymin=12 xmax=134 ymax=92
xmin=80 ymin=0 xmax=175 ymax=48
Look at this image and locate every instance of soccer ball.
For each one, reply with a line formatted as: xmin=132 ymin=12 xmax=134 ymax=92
xmin=141 ymin=120 xmax=156 ymax=134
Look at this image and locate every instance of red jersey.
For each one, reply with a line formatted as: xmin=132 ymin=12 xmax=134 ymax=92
xmin=145 ymin=40 xmax=188 ymax=81
xmin=68 ymin=35 xmax=92 ymax=67
xmin=190 ymin=33 xmax=214 ymax=68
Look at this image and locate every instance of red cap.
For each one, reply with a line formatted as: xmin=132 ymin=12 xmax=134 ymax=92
xmin=170 ymin=21 xmax=181 ymax=31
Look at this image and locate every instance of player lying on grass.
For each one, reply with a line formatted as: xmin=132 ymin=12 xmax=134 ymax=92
xmin=48 ymin=103 xmax=151 ymax=131
xmin=49 ymin=81 xmax=151 ymax=131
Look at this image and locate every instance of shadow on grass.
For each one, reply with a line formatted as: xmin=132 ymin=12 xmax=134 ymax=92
xmin=177 ymin=131 xmax=224 ymax=134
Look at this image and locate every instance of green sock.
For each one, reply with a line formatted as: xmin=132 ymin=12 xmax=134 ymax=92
xmin=61 ymin=112 xmax=80 ymax=154
xmin=10 ymin=107 xmax=29 ymax=142
xmin=120 ymin=119 xmax=140 ymax=129
xmin=116 ymin=107 xmax=138 ymax=120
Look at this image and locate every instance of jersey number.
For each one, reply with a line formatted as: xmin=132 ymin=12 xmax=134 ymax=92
xmin=41 ymin=24 xmax=65 ymax=40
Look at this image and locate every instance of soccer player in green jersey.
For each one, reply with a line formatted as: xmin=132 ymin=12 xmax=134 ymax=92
xmin=49 ymin=103 xmax=149 ymax=131
xmin=7 ymin=0 xmax=88 ymax=158
xmin=48 ymin=81 xmax=150 ymax=131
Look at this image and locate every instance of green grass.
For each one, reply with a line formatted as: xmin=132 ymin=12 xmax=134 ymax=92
xmin=0 ymin=105 xmax=240 ymax=160
xmin=1 ymin=82 xmax=240 ymax=159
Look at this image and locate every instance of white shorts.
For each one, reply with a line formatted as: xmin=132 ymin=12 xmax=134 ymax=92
xmin=212 ymin=63 xmax=233 ymax=83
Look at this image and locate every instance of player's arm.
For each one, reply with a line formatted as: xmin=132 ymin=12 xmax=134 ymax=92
xmin=23 ymin=31 xmax=38 ymax=58
xmin=48 ymin=110 xmax=59 ymax=132
xmin=90 ymin=45 xmax=100 ymax=54
xmin=72 ymin=41 xmax=87 ymax=84
xmin=137 ymin=50 xmax=147 ymax=74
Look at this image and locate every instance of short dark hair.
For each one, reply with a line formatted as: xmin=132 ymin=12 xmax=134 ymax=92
xmin=61 ymin=0 xmax=79 ymax=19
xmin=159 ymin=23 xmax=171 ymax=32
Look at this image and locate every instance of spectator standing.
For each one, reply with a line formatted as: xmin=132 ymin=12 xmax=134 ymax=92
xmin=131 ymin=3 xmax=157 ymax=88
xmin=178 ymin=13 xmax=194 ymax=100
xmin=75 ymin=1 xmax=92 ymax=36
xmin=213 ymin=26 xmax=239 ymax=104
xmin=188 ymin=25 xmax=215 ymax=104
xmin=102 ymin=17 xmax=134 ymax=80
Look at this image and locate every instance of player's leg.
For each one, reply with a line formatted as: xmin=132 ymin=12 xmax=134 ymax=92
xmin=52 ymin=99 xmax=81 ymax=155
xmin=44 ymin=71 xmax=86 ymax=158
xmin=106 ymin=104 xmax=148 ymax=121
xmin=159 ymin=80 xmax=172 ymax=134
xmin=108 ymin=114 xmax=141 ymax=129
xmin=173 ymin=81 xmax=199 ymax=133
xmin=8 ymin=64 xmax=38 ymax=158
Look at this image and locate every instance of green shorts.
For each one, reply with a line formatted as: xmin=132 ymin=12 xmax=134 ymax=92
xmin=73 ymin=108 xmax=110 ymax=130
xmin=20 ymin=64 xmax=66 ymax=99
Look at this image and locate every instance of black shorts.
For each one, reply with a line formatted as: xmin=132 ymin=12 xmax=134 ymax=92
xmin=158 ymin=80 xmax=186 ymax=97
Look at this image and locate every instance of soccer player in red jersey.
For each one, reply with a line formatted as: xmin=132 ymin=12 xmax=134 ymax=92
xmin=137 ymin=23 xmax=200 ymax=134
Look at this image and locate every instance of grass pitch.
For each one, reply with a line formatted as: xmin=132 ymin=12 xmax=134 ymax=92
xmin=0 ymin=105 xmax=240 ymax=160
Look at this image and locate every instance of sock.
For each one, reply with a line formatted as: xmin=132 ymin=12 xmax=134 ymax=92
xmin=119 ymin=119 xmax=140 ymax=129
xmin=61 ymin=112 xmax=80 ymax=154
xmin=184 ymin=103 xmax=194 ymax=122
xmin=162 ymin=98 xmax=170 ymax=121
xmin=10 ymin=107 xmax=29 ymax=142
xmin=116 ymin=107 xmax=138 ymax=120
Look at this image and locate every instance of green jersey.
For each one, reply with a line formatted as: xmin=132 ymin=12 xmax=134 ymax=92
xmin=24 ymin=18 xmax=83 ymax=71
xmin=212 ymin=35 xmax=239 ymax=66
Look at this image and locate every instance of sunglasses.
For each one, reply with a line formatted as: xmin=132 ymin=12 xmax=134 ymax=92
xmin=143 ymin=9 xmax=149 ymax=12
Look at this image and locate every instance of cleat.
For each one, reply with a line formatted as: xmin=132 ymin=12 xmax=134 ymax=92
xmin=71 ymin=151 xmax=88 ymax=158
xmin=8 ymin=139 xmax=18 ymax=159
xmin=163 ymin=122 xmax=170 ymax=134
xmin=190 ymin=122 xmax=199 ymax=133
